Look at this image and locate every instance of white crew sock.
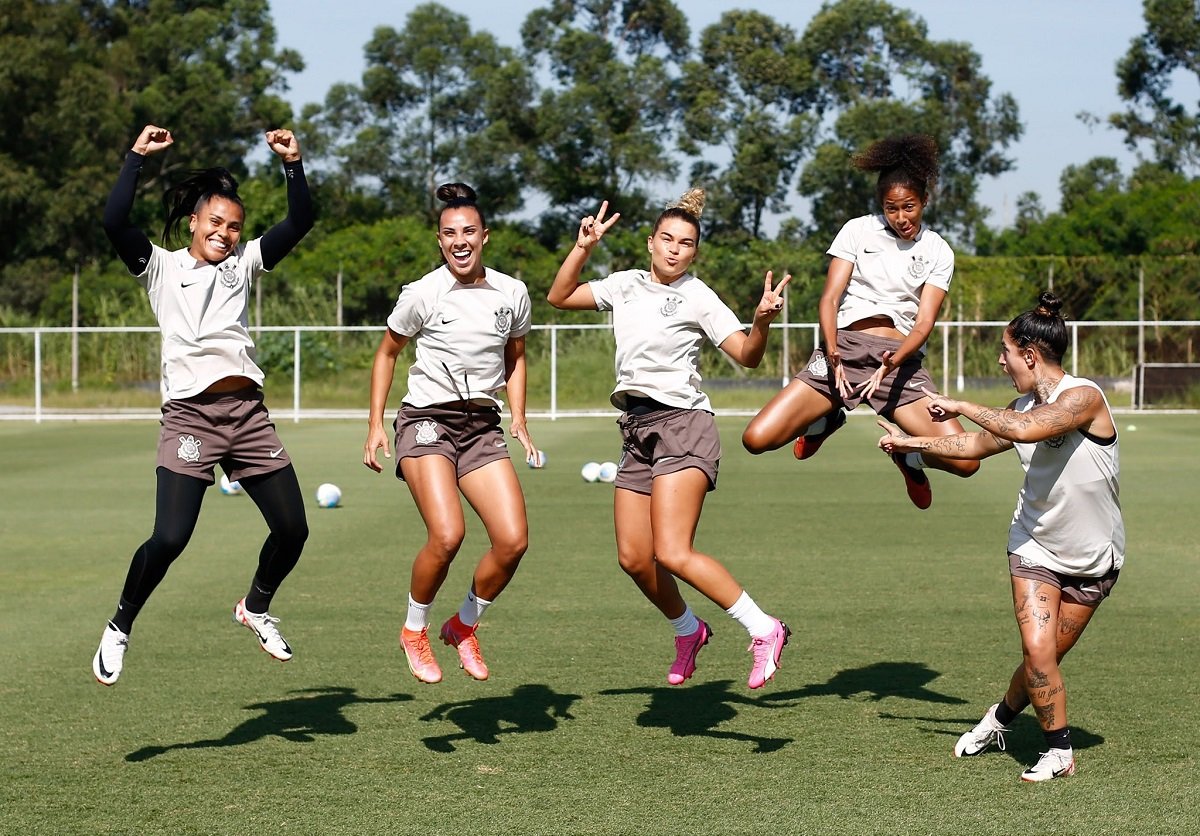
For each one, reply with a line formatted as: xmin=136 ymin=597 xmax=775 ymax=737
xmin=404 ymin=594 xmax=432 ymax=632
xmin=725 ymin=590 xmax=775 ymax=638
xmin=457 ymin=588 xmax=493 ymax=628
xmin=667 ymin=605 xmax=700 ymax=637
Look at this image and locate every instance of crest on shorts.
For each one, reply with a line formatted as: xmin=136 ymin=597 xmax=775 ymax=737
xmin=414 ymin=420 xmax=439 ymax=445
xmin=659 ymin=295 xmax=683 ymax=317
xmin=494 ymin=306 xmax=513 ymax=336
xmin=218 ymin=260 xmax=240 ymax=289
xmin=907 ymin=255 xmax=928 ymax=281
xmin=177 ymin=434 xmax=202 ymax=463
xmin=807 ymin=351 xmax=828 ymax=378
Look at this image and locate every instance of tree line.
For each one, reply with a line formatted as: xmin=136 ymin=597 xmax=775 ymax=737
xmin=2 ymin=0 xmax=1198 ymax=330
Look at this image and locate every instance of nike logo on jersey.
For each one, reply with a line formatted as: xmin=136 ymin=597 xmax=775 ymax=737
xmin=440 ymin=315 xmax=458 ymax=325
xmin=863 ymin=247 xmax=882 ymax=253
xmin=270 ymin=447 xmax=284 ymax=458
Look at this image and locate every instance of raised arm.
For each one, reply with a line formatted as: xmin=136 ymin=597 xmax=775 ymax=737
xmin=103 ymin=125 xmax=174 ymax=274
xmin=718 ymin=270 xmax=791 ymax=368
xmin=259 ymin=129 xmax=314 ymax=271
xmin=877 ymin=417 xmax=1013 ymax=461
xmin=546 ymin=201 xmax=620 ymax=310
xmin=920 ymin=384 xmax=1113 ymax=445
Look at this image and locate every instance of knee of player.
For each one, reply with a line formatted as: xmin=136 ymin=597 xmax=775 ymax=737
xmin=741 ymin=425 xmax=768 ymax=454
xmin=426 ymin=529 xmax=466 ymax=560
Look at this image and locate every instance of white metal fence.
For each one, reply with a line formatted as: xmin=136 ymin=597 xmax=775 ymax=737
xmin=2 ymin=320 xmax=1199 ymax=422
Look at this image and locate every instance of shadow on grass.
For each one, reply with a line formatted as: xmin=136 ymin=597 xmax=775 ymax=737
xmin=760 ymin=661 xmax=967 ymax=705
xmin=600 ymin=680 xmax=792 ymax=753
xmin=877 ymin=710 xmax=1106 ymax=761
xmin=125 ymin=687 xmax=412 ymax=762
xmin=419 ymin=683 xmax=580 ymax=753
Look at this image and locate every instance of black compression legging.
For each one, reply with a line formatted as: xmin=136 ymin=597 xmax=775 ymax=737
xmin=112 ymin=465 xmax=308 ymax=632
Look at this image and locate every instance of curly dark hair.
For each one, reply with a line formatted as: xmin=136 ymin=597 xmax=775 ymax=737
xmin=852 ymin=135 xmax=940 ymax=206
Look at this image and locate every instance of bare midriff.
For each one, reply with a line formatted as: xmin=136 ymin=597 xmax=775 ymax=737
xmin=846 ymin=315 xmax=903 ymax=340
xmin=204 ymin=375 xmax=257 ymax=394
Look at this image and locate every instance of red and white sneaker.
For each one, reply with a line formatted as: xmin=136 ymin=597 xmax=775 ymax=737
xmin=747 ymin=618 xmax=790 ymax=689
xmin=892 ymin=453 xmax=932 ymax=509
xmin=793 ymin=409 xmax=847 ymax=460
xmin=439 ymin=615 xmax=489 ymax=681
xmin=401 ymin=626 xmax=442 ymax=684
xmin=233 ymin=598 xmax=292 ymax=661
xmin=667 ymin=620 xmax=712 ymax=685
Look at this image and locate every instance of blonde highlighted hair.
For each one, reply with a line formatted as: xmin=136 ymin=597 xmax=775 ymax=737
xmin=655 ymin=187 xmax=705 ymax=239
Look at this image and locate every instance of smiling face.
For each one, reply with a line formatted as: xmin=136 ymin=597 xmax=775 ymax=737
xmin=646 ymin=216 xmax=699 ymax=283
xmin=188 ymin=196 xmax=244 ymax=263
xmin=437 ymin=206 xmax=489 ymax=282
xmin=880 ymin=184 xmax=926 ymax=241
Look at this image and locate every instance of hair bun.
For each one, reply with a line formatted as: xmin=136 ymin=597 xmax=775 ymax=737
xmin=672 ymin=188 xmax=705 ymax=219
xmin=436 ymin=182 xmax=477 ymax=204
xmin=1036 ymin=291 xmax=1064 ymax=317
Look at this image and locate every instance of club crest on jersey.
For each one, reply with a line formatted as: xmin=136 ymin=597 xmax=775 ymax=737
xmin=807 ymin=351 xmax=829 ymax=378
xmin=414 ymin=420 xmax=439 ymax=446
xmin=177 ymin=434 xmax=202 ymax=463
xmin=1044 ymin=434 xmax=1067 ymax=449
xmin=907 ymin=255 xmax=929 ymax=281
xmin=659 ymin=295 xmax=683 ymax=317
xmin=218 ymin=261 xmax=240 ymax=289
xmin=494 ymin=306 xmax=513 ymax=336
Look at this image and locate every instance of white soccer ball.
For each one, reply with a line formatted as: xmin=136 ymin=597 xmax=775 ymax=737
xmin=597 ymin=461 xmax=618 ymax=483
xmin=315 ymin=482 xmax=342 ymax=508
xmin=581 ymin=461 xmax=601 ymax=482
xmin=527 ymin=449 xmax=547 ymax=469
xmin=219 ymin=474 xmax=243 ymax=495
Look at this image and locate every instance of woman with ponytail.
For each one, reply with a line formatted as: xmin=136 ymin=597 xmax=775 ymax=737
xmin=364 ymin=183 xmax=537 ymax=685
xmin=742 ymin=134 xmax=978 ymax=509
xmin=878 ymin=292 xmax=1125 ymax=782
xmin=93 ymin=124 xmax=315 ymax=686
xmin=547 ymin=190 xmax=792 ymax=690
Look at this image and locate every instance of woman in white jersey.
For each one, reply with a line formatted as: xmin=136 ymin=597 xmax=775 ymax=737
xmin=878 ymin=292 xmax=1124 ymax=782
xmin=92 ymin=124 xmax=315 ymax=686
xmin=364 ymin=183 xmax=537 ymax=685
xmin=742 ymin=135 xmax=978 ymax=509
xmin=547 ymin=189 xmax=792 ymax=690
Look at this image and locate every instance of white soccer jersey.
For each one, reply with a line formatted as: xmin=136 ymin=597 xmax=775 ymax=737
xmin=1008 ymin=375 xmax=1125 ymax=577
xmin=139 ymin=239 xmax=267 ymax=401
xmin=386 ymin=264 xmax=532 ymax=408
xmin=589 ymin=269 xmax=744 ymax=411
xmin=827 ymin=214 xmax=954 ymax=336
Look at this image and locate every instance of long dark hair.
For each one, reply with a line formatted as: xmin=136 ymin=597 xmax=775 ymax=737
xmin=1008 ymin=291 xmax=1068 ymax=364
xmin=852 ymin=135 xmax=940 ymax=206
xmin=161 ymin=167 xmax=244 ymax=245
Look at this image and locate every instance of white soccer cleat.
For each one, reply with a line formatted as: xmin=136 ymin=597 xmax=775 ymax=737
xmin=1021 ymin=748 xmax=1076 ymax=782
xmin=954 ymin=703 xmax=1008 ymax=757
xmin=93 ymin=622 xmax=130 ymax=686
xmin=233 ymin=598 xmax=293 ymax=661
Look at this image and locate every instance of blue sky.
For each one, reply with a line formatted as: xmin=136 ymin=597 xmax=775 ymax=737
xmin=269 ymin=0 xmax=1168 ymax=228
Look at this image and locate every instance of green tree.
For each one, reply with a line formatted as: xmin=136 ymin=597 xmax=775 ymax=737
xmin=794 ymin=0 xmax=1022 ymax=246
xmin=300 ymin=3 xmax=534 ymax=220
xmin=1111 ymin=0 xmax=1200 ymax=172
xmin=679 ymin=11 xmax=818 ymax=240
xmin=520 ymin=0 xmax=689 ymax=227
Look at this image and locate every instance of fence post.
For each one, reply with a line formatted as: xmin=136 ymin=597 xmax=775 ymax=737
xmin=34 ymin=329 xmax=43 ymax=424
xmin=942 ymin=322 xmax=950 ymax=395
xmin=549 ymin=326 xmax=558 ymax=421
xmin=955 ymin=303 xmax=964 ymax=392
xmin=293 ymin=328 xmax=301 ymax=424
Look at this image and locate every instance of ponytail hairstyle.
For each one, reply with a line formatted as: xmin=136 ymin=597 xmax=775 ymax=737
xmin=852 ymin=135 xmax=940 ymax=206
xmin=435 ymin=182 xmax=486 ymax=229
xmin=653 ymin=187 xmax=705 ymax=241
xmin=1007 ymin=291 xmax=1068 ymax=364
xmin=161 ymin=168 xmax=244 ymax=245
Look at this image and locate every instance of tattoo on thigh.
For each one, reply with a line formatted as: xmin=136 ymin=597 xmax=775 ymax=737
xmin=1059 ymin=615 xmax=1082 ymax=637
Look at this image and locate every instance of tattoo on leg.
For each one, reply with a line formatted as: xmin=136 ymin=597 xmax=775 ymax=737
xmin=1027 ymin=666 xmax=1050 ymax=688
xmin=1033 ymin=703 xmax=1057 ymax=728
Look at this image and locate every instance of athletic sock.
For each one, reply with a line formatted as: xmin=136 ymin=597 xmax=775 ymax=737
xmin=904 ymin=452 xmax=926 ymax=470
xmin=111 ymin=598 xmax=140 ymax=635
xmin=1044 ymin=727 xmax=1072 ymax=751
xmin=725 ymin=590 xmax=775 ymax=638
xmin=457 ymin=588 xmax=493 ymax=629
xmin=668 ymin=605 xmax=700 ymax=638
xmin=995 ymin=698 xmax=1024 ymax=726
xmin=405 ymin=594 xmax=433 ymax=632
xmin=244 ymin=580 xmax=275 ymax=614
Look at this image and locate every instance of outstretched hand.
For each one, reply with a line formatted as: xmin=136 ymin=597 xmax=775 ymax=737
xmin=921 ymin=386 xmax=962 ymax=421
xmin=265 ymin=129 xmax=302 ymax=163
xmin=876 ymin=417 xmax=915 ymax=454
xmin=131 ymin=125 xmax=173 ymax=156
xmin=753 ymin=271 xmax=792 ymax=321
xmin=575 ymin=201 xmax=621 ymax=251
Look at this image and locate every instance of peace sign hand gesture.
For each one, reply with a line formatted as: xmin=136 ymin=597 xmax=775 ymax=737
xmin=752 ymin=271 xmax=792 ymax=322
xmin=576 ymin=201 xmax=621 ymax=252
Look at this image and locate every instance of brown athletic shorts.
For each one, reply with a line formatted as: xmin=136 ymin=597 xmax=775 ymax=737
xmin=614 ymin=406 xmax=721 ymax=495
xmin=156 ymin=386 xmax=290 ymax=484
xmin=795 ymin=330 xmax=937 ymax=417
xmin=393 ymin=403 xmax=511 ymax=481
xmin=1008 ymin=553 xmax=1120 ymax=607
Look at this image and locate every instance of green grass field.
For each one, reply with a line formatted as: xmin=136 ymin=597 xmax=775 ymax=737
xmin=1 ymin=415 xmax=1196 ymax=835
